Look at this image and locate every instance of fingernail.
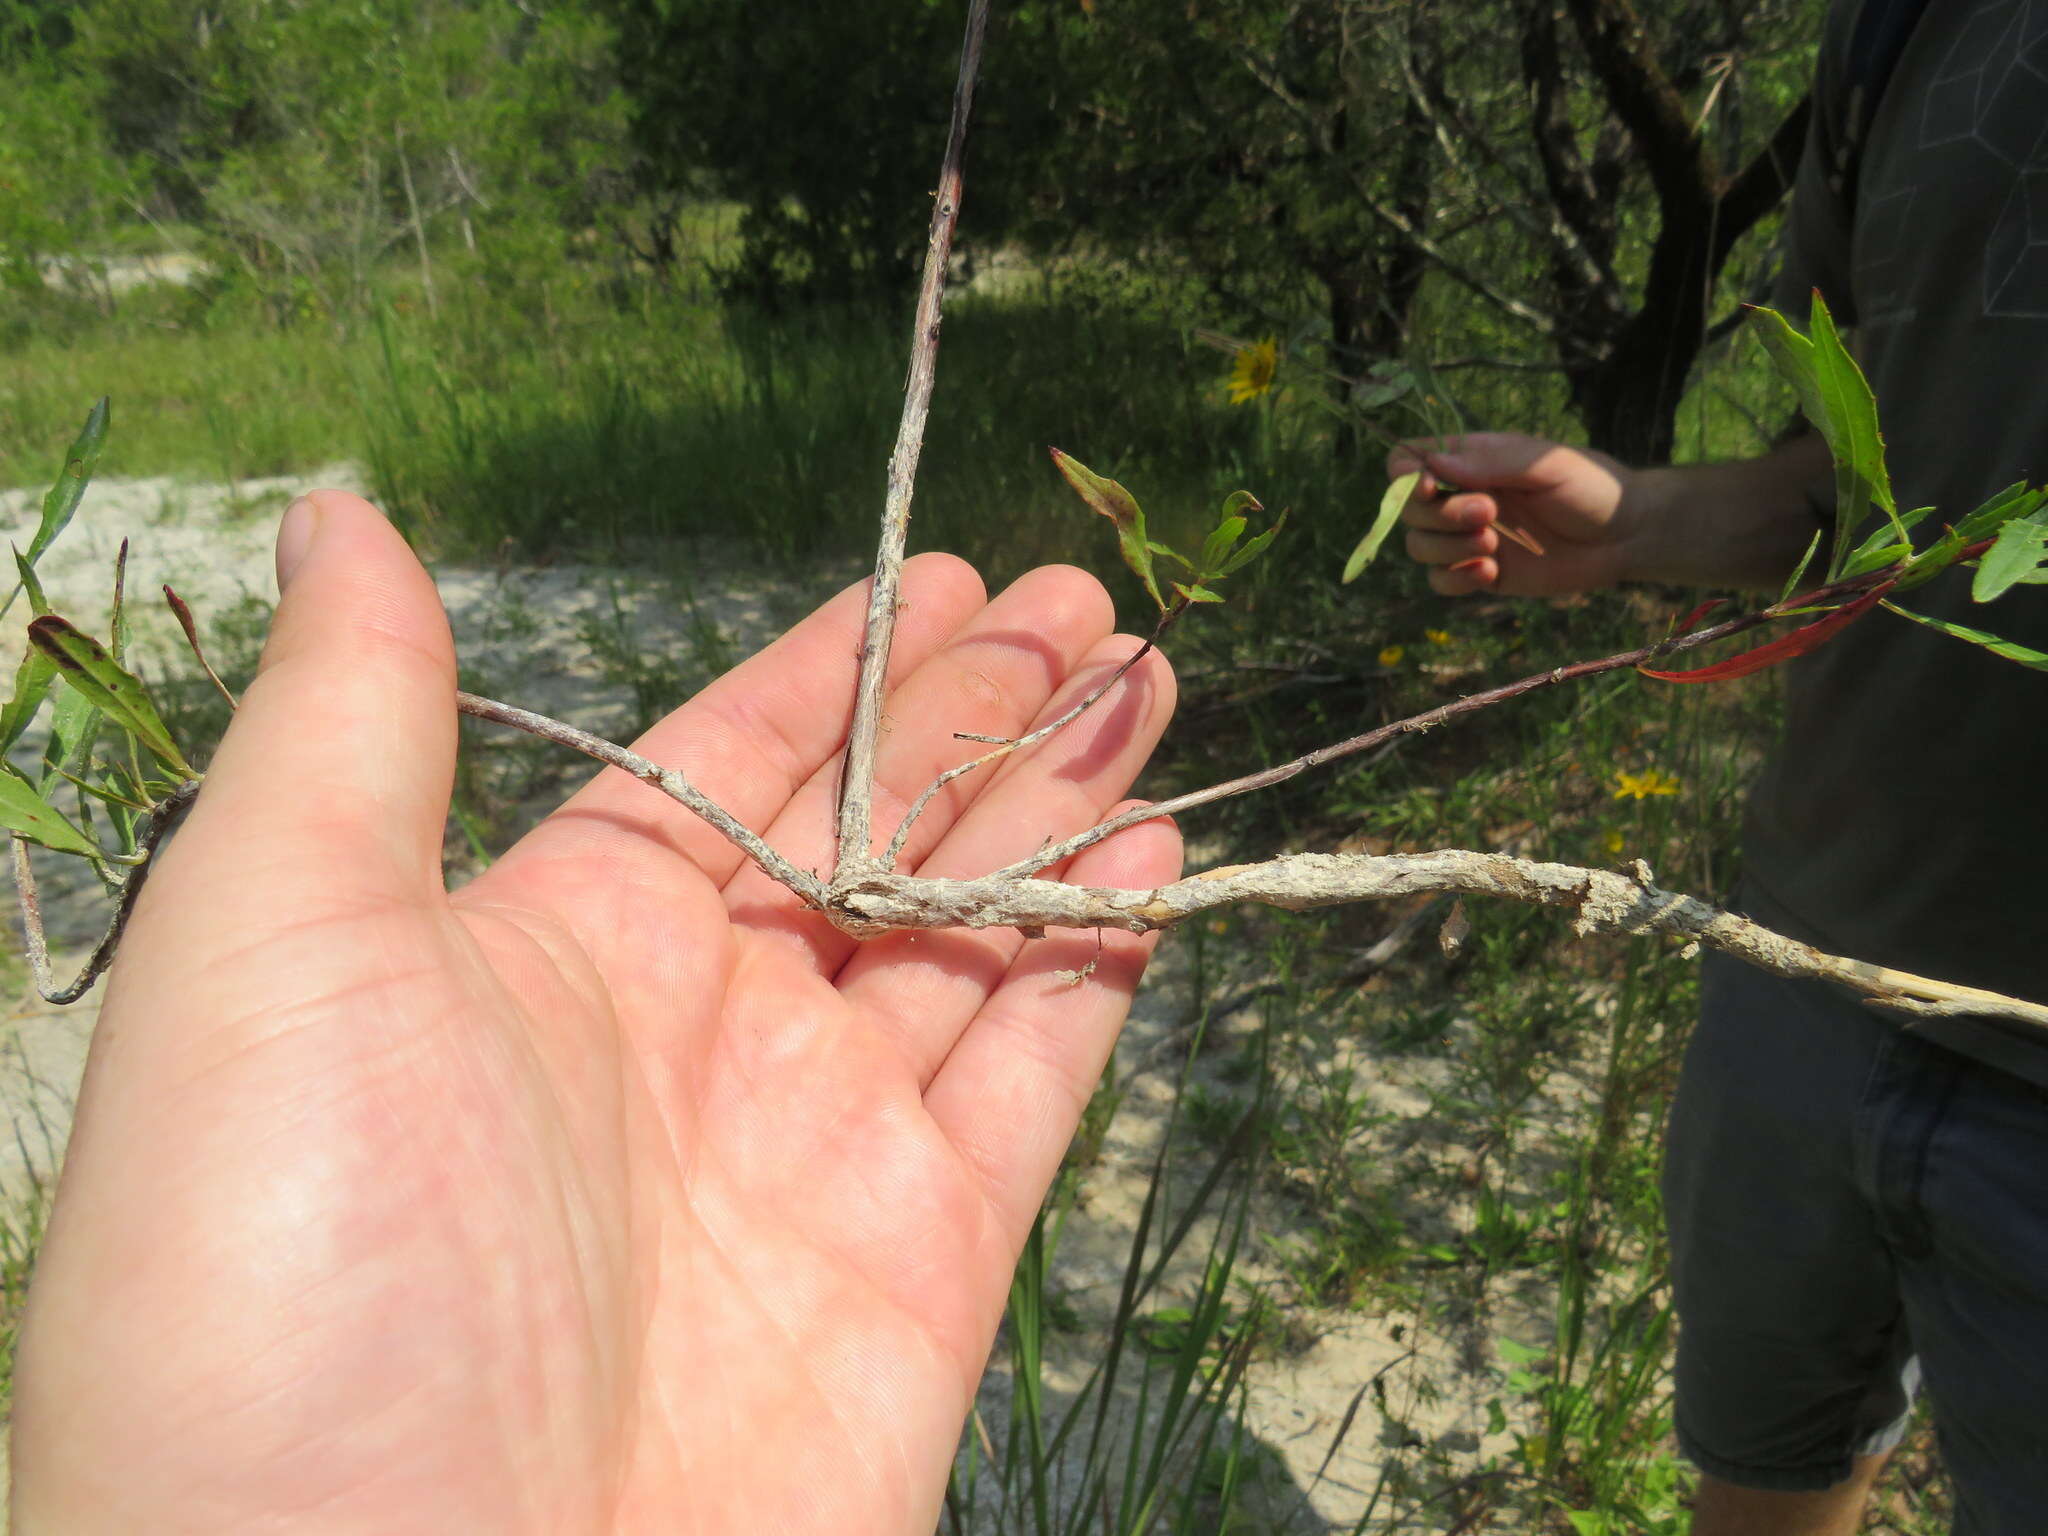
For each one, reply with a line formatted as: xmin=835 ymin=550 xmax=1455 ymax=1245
xmin=277 ymin=496 xmax=321 ymax=592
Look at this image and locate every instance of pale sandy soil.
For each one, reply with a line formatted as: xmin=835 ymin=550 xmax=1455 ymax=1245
xmin=0 ymin=468 xmax=1565 ymax=1532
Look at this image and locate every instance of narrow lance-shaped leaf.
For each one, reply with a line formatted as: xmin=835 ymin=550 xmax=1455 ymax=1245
xmin=111 ymin=537 xmax=131 ymax=665
xmin=28 ymin=616 xmax=197 ymax=780
xmin=1050 ymin=447 xmax=1164 ymax=611
xmin=1953 ymin=482 xmax=2046 ymax=543
xmin=1 ymin=397 xmax=109 ymax=621
xmin=1343 ymin=472 xmax=1420 ymax=584
xmin=1218 ymin=509 xmax=1286 ymax=576
xmin=1971 ymin=512 xmax=2048 ymax=603
xmin=0 ymin=763 xmax=100 ymax=858
xmin=0 ymin=644 xmax=58 ymax=756
xmin=1806 ymin=294 xmax=1900 ymax=552
xmin=0 ymin=547 xmax=60 ymax=753
xmin=1883 ymin=601 xmax=2048 ymax=671
xmin=1640 ymin=582 xmax=1893 ymax=682
xmin=1778 ymin=527 xmax=1825 ymax=605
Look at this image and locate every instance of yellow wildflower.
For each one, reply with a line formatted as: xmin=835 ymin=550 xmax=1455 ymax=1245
xmin=1425 ymin=628 xmax=1453 ymax=645
xmin=1612 ymin=768 xmax=1681 ymax=800
xmin=1378 ymin=645 xmax=1405 ymax=667
xmin=1228 ymin=336 xmax=1279 ymax=403
xmin=1604 ymin=829 xmax=1625 ymax=854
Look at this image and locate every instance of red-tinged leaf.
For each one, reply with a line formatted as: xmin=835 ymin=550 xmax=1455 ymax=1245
xmin=1674 ymin=597 xmax=1726 ymax=633
xmin=1640 ymin=582 xmax=1894 ymax=683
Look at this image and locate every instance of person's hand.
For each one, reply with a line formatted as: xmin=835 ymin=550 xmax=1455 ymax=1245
xmin=10 ymin=492 xmax=1181 ymax=1535
xmin=1392 ymin=431 xmax=1640 ymax=596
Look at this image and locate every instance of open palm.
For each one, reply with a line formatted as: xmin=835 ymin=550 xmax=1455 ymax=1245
xmin=11 ymin=493 xmax=1181 ymax=1535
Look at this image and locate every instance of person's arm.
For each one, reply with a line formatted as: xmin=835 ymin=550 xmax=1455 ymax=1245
xmin=1395 ymin=430 xmax=1833 ymax=596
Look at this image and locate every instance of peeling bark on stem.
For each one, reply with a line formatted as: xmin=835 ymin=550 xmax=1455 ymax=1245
xmin=834 ymin=0 xmax=992 ymax=876
xmin=823 ymin=852 xmax=2048 ymax=1037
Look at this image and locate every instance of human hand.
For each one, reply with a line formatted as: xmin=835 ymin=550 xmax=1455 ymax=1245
xmin=10 ymin=492 xmax=1181 ymax=1534
xmin=1391 ymin=432 xmax=1639 ymax=596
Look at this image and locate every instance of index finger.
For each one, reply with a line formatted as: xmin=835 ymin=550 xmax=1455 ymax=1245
xmin=477 ymin=552 xmax=989 ymax=897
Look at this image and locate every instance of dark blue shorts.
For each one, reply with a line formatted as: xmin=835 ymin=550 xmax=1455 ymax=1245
xmin=1663 ymin=950 xmax=2048 ymax=1531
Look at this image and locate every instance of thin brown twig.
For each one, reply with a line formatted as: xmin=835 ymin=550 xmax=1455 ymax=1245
xmin=881 ymin=599 xmax=1185 ymax=872
xmin=454 ymin=692 xmax=827 ymax=906
xmin=982 ymin=567 xmax=1895 ymax=882
xmin=834 ymin=0 xmax=992 ymax=875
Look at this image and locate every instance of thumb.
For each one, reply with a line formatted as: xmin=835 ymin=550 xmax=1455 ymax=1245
xmin=161 ymin=490 xmax=457 ymax=909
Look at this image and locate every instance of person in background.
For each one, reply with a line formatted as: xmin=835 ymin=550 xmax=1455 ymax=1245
xmin=1397 ymin=2 xmax=2048 ymax=1531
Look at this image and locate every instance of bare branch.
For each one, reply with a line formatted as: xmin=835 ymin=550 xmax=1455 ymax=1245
xmin=882 ymin=631 xmax=1165 ymax=873
xmin=455 ymin=692 xmax=827 ymax=906
xmin=834 ymin=0 xmax=993 ymax=876
xmin=981 ymin=572 xmax=1889 ymax=882
xmin=825 ymin=851 xmax=2048 ymax=1036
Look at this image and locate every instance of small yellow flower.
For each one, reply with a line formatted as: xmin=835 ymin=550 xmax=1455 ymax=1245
xmin=1425 ymin=628 xmax=1453 ymax=646
xmin=1604 ymin=829 xmax=1625 ymax=854
xmin=1378 ymin=645 xmax=1405 ymax=667
xmin=1227 ymin=336 xmax=1279 ymax=403
xmin=1612 ymin=768 xmax=1681 ymax=800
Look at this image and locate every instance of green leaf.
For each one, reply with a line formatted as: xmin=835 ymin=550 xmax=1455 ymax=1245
xmin=1750 ymin=301 xmax=1896 ymax=573
xmin=2 ymin=397 xmax=109 ymax=621
xmin=28 ymin=616 xmax=196 ymax=779
xmin=1806 ymin=294 xmax=1898 ymax=545
xmin=40 ymin=684 xmax=100 ymax=796
xmin=1952 ymin=481 xmax=2046 ymax=543
xmin=1842 ymin=505 xmax=1934 ymax=578
xmin=0 ymin=645 xmax=58 ymax=756
xmin=1972 ymin=513 xmax=2048 ymax=603
xmin=1050 ymin=447 xmax=1165 ymax=611
xmin=1218 ymin=509 xmax=1286 ymax=575
xmin=1172 ymin=582 xmax=1224 ymax=603
xmin=10 ymin=546 xmax=50 ymax=617
xmin=1343 ymin=472 xmax=1420 ymax=584
xmin=1841 ymin=540 xmax=1911 ymax=578
xmin=0 ymin=763 xmax=100 ymax=858
xmin=1778 ymin=527 xmax=1825 ymax=604
xmin=1198 ymin=515 xmax=1246 ymax=574
xmin=1884 ymin=602 xmax=2048 ymax=670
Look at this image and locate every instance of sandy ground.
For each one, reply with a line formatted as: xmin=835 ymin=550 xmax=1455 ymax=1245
xmin=0 ymin=468 xmax=1546 ymax=1532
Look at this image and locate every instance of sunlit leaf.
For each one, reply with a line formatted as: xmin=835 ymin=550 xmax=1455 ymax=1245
xmin=10 ymin=546 xmax=50 ymax=617
xmin=28 ymin=616 xmax=196 ymax=779
xmin=0 ymin=763 xmax=99 ymax=858
xmin=1172 ymin=582 xmax=1224 ymax=604
xmin=0 ymin=646 xmax=57 ymax=756
xmin=2 ymin=398 xmax=108 ymax=621
xmin=1050 ymin=447 xmax=1164 ymax=610
xmin=1806 ymin=295 xmax=1898 ymax=543
xmin=1343 ymin=472 xmax=1419 ymax=584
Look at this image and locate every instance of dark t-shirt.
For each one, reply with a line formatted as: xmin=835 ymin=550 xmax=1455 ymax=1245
xmin=1749 ymin=0 xmax=2048 ymax=1078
